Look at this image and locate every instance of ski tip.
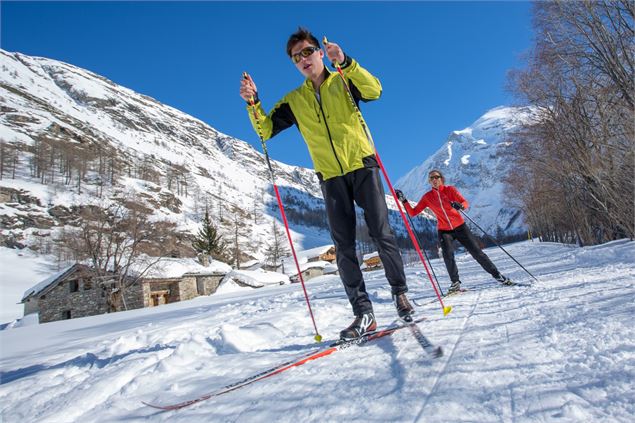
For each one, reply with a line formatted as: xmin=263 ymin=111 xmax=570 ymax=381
xmin=443 ymin=306 xmax=452 ymax=316
xmin=314 ymin=334 xmax=323 ymax=343
xmin=322 ymin=36 xmax=329 ymax=45
xmin=142 ymin=401 xmax=169 ymax=410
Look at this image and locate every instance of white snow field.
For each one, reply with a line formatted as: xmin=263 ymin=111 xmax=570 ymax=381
xmin=1 ymin=240 xmax=633 ymax=422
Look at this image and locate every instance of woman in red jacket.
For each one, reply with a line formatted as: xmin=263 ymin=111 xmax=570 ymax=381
xmin=395 ymin=169 xmax=511 ymax=294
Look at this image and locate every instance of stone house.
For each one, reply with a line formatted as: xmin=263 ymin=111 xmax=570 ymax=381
xmin=305 ymin=245 xmax=336 ymax=263
xmin=21 ymin=258 xmax=229 ymax=324
xmin=21 ymin=264 xmax=115 ymax=323
xmin=288 ymin=261 xmax=330 ymax=283
xmin=362 ymin=251 xmax=383 ymax=271
xmin=278 ymin=245 xmax=339 ymax=283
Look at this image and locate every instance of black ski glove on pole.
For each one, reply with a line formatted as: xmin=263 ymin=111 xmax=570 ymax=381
xmin=395 ymin=189 xmax=407 ymax=203
xmin=450 ymin=201 xmax=464 ymax=210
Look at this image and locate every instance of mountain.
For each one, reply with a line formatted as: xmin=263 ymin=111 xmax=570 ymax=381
xmin=0 ymin=49 xmax=332 ymax=259
xmin=395 ymin=106 xmax=538 ymax=236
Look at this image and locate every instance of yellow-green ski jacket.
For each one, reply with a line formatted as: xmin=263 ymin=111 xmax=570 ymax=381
xmin=246 ymin=58 xmax=382 ymax=181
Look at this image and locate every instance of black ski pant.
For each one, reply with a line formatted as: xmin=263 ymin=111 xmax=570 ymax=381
xmin=320 ymin=167 xmax=408 ymax=316
xmin=438 ymin=223 xmax=500 ymax=283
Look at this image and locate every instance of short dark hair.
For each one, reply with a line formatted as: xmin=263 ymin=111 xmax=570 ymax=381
xmin=286 ymin=27 xmax=320 ymax=57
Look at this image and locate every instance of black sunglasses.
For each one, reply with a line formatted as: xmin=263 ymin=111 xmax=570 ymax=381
xmin=429 ymin=175 xmax=442 ymax=180
xmin=291 ymin=46 xmax=320 ymax=64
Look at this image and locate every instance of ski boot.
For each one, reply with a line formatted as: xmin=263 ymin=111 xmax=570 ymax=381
xmin=447 ymin=280 xmax=462 ymax=295
xmin=392 ymin=293 xmax=415 ymax=322
xmin=495 ymin=274 xmax=514 ymax=286
xmin=339 ymin=312 xmax=377 ymax=341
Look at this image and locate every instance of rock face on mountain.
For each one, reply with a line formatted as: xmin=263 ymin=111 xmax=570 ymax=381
xmin=396 ymin=106 xmax=538 ymax=236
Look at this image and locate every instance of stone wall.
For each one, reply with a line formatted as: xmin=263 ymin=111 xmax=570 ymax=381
xmin=23 ymin=297 xmax=39 ymax=316
xmin=118 ymin=281 xmax=144 ymax=311
xmin=291 ymin=267 xmax=323 ymax=283
xmin=175 ymin=277 xmax=198 ymax=301
xmin=140 ymin=277 xmax=200 ymax=306
xmin=190 ymin=273 xmax=224 ymax=295
xmin=38 ymin=277 xmax=109 ymax=323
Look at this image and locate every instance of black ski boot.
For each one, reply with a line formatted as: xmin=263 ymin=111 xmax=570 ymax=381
xmin=339 ymin=312 xmax=377 ymax=341
xmin=392 ymin=293 xmax=415 ymax=322
xmin=494 ymin=274 xmax=514 ymax=286
xmin=447 ymin=280 xmax=462 ymax=294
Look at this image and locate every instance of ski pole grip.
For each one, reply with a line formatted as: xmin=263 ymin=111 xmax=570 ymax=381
xmin=322 ymin=36 xmax=339 ymax=68
xmin=242 ymin=72 xmax=256 ymax=106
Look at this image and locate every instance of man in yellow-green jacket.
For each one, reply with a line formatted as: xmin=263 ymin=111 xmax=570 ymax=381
xmin=240 ymin=27 xmax=414 ymax=340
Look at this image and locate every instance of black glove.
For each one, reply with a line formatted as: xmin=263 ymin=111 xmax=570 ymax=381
xmin=395 ymin=189 xmax=407 ymax=203
xmin=450 ymin=201 xmax=464 ymax=210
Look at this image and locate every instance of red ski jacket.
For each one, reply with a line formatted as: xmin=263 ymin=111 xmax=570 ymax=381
xmin=403 ymin=185 xmax=468 ymax=231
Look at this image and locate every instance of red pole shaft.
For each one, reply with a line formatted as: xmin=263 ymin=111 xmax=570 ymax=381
xmin=244 ymin=73 xmax=322 ymax=339
xmin=324 ymin=49 xmax=450 ymax=314
xmin=374 ymin=152 xmax=446 ymax=307
xmin=272 ymin=184 xmax=321 ymax=336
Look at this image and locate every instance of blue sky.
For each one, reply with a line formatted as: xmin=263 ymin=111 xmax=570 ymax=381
xmin=1 ymin=1 xmax=533 ymax=181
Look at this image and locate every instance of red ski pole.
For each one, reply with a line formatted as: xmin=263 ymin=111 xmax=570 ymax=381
xmin=323 ymin=37 xmax=451 ymax=316
xmin=243 ymin=72 xmax=323 ymax=341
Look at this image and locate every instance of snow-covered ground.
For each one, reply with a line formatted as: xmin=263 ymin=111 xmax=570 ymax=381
xmin=0 ymin=247 xmax=58 ymax=325
xmin=1 ymin=240 xmax=634 ymax=422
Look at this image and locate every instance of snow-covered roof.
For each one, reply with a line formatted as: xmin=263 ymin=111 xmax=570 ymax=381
xmin=323 ymin=263 xmax=338 ymax=274
xmin=299 ymin=244 xmax=335 ymax=258
xmin=21 ymin=264 xmax=78 ymax=302
xmin=130 ymin=257 xmax=231 ymax=279
xmin=283 ymin=260 xmax=331 ymax=276
xmin=281 ymin=245 xmax=334 ymax=267
xmin=220 ymin=269 xmax=290 ymax=289
xmin=240 ymin=259 xmax=260 ymax=269
xmin=363 ymin=251 xmax=379 ymax=260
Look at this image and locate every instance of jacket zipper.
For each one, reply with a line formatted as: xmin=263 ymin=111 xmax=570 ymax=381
xmin=435 ymin=189 xmax=454 ymax=230
xmin=315 ymin=88 xmax=344 ymax=175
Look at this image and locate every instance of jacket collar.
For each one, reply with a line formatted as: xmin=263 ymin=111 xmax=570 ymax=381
xmin=302 ymin=67 xmax=333 ymax=91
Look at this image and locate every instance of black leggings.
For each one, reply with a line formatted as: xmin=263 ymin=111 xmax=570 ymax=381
xmin=438 ymin=224 xmax=499 ymax=282
xmin=321 ymin=167 xmax=407 ymax=315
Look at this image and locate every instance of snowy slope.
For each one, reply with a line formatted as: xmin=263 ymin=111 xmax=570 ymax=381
xmin=0 ymin=247 xmax=58 ymax=324
xmin=396 ymin=106 xmax=539 ymax=235
xmin=1 ymin=239 xmax=633 ymax=422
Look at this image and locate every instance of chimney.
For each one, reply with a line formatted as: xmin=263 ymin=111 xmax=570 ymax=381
xmin=198 ymin=253 xmax=209 ymax=267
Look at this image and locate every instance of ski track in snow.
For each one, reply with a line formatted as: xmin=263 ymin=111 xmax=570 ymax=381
xmin=0 ymin=240 xmax=634 ymax=422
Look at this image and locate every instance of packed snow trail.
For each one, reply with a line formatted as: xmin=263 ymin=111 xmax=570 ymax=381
xmin=143 ymin=317 xmax=437 ymax=411
xmin=0 ymin=240 xmax=633 ymax=422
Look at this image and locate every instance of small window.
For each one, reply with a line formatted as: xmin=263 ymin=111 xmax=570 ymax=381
xmin=62 ymin=310 xmax=71 ymax=319
xmin=69 ymin=280 xmax=79 ymax=293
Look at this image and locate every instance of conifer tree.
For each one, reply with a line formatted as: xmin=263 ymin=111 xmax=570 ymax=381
xmin=193 ymin=209 xmax=225 ymax=260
